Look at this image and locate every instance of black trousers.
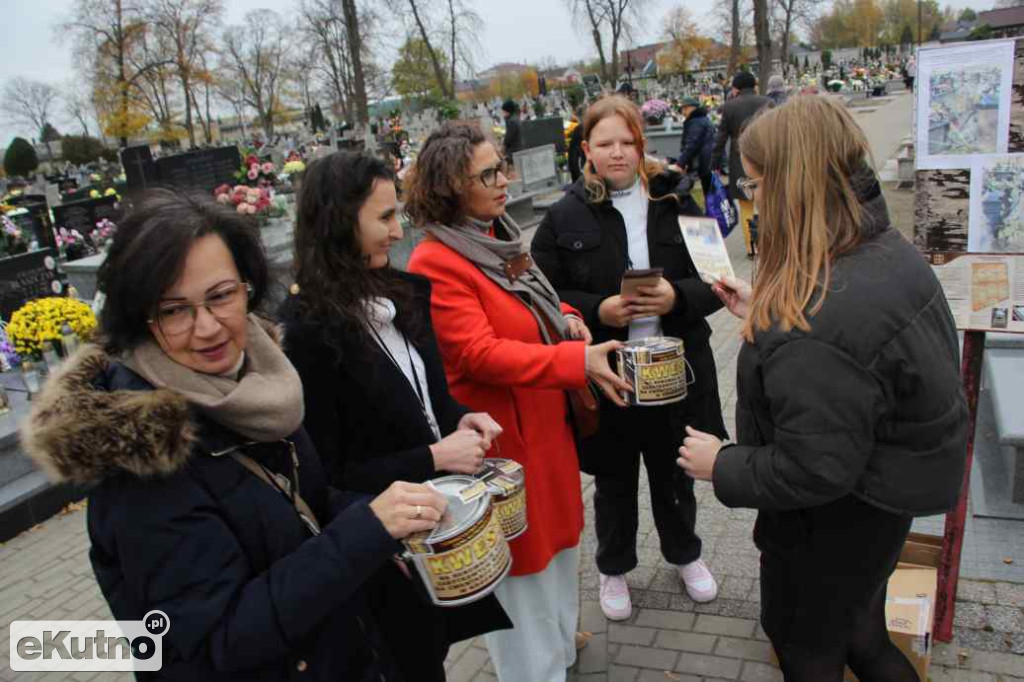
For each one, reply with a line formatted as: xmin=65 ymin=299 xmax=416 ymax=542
xmin=756 ymin=495 xmax=918 ymax=682
xmin=593 ymin=401 xmax=708 ymax=575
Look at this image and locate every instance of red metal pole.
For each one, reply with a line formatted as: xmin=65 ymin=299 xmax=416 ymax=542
xmin=934 ymin=329 xmax=986 ymax=642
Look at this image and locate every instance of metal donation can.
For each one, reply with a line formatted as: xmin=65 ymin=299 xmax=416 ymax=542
xmin=402 ymin=475 xmax=513 ymax=607
xmin=616 ymin=336 xmax=690 ymax=406
xmin=476 ymin=459 xmax=527 ymax=541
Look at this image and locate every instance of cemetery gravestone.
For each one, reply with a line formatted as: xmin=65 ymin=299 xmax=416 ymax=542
xmin=0 ymin=249 xmax=66 ymax=319
xmin=8 ymin=203 xmax=57 ymax=250
xmin=513 ymin=144 xmax=559 ymax=193
xmin=121 ymin=145 xmax=158 ymax=190
xmin=521 ymin=117 xmax=566 ymax=155
xmin=52 ymin=195 xmax=119 ymax=236
xmin=155 ymin=147 xmax=241 ymax=192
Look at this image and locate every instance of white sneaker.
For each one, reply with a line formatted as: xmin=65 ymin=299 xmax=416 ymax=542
xmin=599 ymin=573 xmax=632 ymax=620
xmin=678 ymin=559 xmax=718 ymax=603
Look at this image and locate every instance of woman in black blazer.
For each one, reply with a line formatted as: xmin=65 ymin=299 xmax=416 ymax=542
xmin=280 ymin=151 xmax=511 ymax=681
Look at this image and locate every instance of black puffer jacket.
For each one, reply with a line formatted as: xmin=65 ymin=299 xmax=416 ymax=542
xmin=531 ymin=171 xmax=728 ymax=471
xmin=713 ymin=178 xmax=968 ymax=517
xmin=22 ymin=342 xmax=404 ymax=682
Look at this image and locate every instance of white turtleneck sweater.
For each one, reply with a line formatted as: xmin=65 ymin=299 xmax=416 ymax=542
xmin=610 ymin=179 xmax=662 ymax=340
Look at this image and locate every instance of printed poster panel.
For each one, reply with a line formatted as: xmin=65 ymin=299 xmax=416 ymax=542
xmin=967 ymin=154 xmax=1024 ymax=253
xmin=916 ymin=40 xmax=1016 ymax=170
xmin=927 ymin=253 xmax=1024 ymax=332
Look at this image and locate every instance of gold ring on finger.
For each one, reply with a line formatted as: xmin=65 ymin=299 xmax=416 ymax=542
xmin=414 ymin=505 xmax=422 ymax=520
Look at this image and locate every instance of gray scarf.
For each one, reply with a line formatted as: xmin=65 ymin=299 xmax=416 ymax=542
xmin=123 ymin=315 xmax=305 ymax=442
xmin=426 ymin=214 xmax=569 ymax=342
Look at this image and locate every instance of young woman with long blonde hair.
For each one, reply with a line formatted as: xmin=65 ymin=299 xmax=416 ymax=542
xmin=678 ymin=95 xmax=968 ymax=681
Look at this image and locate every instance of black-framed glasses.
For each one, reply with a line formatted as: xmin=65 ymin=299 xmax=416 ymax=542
xmin=468 ymin=159 xmax=509 ymax=188
xmin=736 ymin=176 xmax=761 ymax=201
xmin=149 ymin=281 xmax=251 ymax=337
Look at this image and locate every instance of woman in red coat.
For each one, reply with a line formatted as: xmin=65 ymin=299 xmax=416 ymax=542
xmin=406 ymin=122 xmax=630 ymax=682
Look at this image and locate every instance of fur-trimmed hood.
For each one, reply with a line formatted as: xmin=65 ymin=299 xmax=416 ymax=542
xmin=21 ymin=344 xmax=199 ymax=486
xmin=21 ymin=319 xmax=286 ymax=486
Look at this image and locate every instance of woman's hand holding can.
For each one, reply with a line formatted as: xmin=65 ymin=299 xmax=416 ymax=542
xmin=369 ymin=481 xmax=448 ymax=539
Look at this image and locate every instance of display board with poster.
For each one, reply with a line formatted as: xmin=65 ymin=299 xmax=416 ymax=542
xmin=914 ymin=37 xmax=1024 ymax=334
xmin=912 ymin=37 xmax=1024 ymax=645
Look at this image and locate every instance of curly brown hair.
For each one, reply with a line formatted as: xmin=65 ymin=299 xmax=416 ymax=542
xmin=403 ymin=122 xmax=487 ymax=226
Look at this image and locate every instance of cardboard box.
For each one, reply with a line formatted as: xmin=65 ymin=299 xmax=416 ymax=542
xmin=770 ymin=533 xmax=941 ymax=682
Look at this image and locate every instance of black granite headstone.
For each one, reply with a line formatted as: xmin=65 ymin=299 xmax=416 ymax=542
xmin=155 ymin=147 xmax=241 ymax=191
xmin=0 ymin=249 xmax=66 ymax=319
xmin=6 ymin=195 xmax=47 ymax=208
xmin=521 ymin=117 xmax=566 ymax=155
xmin=8 ymin=202 xmax=57 ymax=250
xmin=121 ymin=145 xmax=158 ymax=190
xmin=52 ymin=196 xmax=119 ymax=236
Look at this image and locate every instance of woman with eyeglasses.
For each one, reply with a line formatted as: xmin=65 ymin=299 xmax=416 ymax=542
xmin=677 ymin=96 xmax=967 ymax=681
xmin=531 ymin=95 xmax=728 ymax=624
xmin=22 ymin=189 xmax=447 ymax=681
xmin=279 ymin=151 xmax=511 ymax=681
xmin=405 ymin=122 xmax=631 ymax=682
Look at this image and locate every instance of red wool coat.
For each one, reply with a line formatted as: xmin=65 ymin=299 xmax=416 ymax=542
xmin=408 ymin=239 xmax=587 ymax=577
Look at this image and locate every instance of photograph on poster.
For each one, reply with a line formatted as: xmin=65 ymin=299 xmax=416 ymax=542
xmin=916 ymin=40 xmax=1017 ymax=169
xmin=929 ymin=65 xmax=1002 ymax=156
xmin=968 ymin=154 xmax=1024 ymax=253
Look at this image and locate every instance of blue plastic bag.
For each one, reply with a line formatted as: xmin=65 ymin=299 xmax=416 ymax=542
xmin=705 ymin=174 xmax=738 ymax=238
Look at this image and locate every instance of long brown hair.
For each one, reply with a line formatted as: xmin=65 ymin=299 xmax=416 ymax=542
xmin=739 ymin=95 xmax=872 ymax=342
xmin=581 ymin=95 xmax=665 ymax=203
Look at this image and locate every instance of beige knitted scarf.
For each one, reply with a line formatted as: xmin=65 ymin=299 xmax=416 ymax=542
xmin=123 ymin=315 xmax=305 ymax=442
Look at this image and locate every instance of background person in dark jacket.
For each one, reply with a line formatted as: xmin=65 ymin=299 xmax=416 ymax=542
xmin=678 ymin=96 xmax=967 ymax=682
xmin=533 ymin=95 xmax=728 ymax=624
xmin=22 ymin=189 xmax=449 ymax=681
xmin=502 ymin=99 xmax=523 ymax=159
xmin=712 ymin=72 xmax=769 ymax=256
xmin=676 ymin=96 xmax=716 ymax=205
xmin=280 ymin=151 xmax=511 ymax=681
xmin=568 ymin=105 xmax=587 ymax=183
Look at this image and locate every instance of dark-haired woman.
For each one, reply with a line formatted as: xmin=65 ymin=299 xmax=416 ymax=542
xmin=405 ymin=123 xmax=631 ymax=682
xmin=279 ymin=151 xmax=512 ymax=681
xmin=22 ymin=189 xmax=447 ymax=681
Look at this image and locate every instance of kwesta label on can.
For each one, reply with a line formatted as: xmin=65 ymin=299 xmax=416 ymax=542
xmin=424 ymin=510 xmax=510 ymax=601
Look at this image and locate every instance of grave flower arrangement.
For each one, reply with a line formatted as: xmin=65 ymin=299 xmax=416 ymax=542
xmin=90 ymin=218 xmax=117 ymax=251
xmin=88 ymin=187 xmax=121 ymax=201
xmin=236 ymin=151 xmax=278 ymax=188
xmin=213 ymin=184 xmax=284 ymax=219
xmin=57 ymin=227 xmax=92 ymax=261
xmin=7 ymin=297 xmax=96 ymax=360
xmin=0 ymin=323 xmax=18 ymax=369
xmin=1 ymin=214 xmax=28 ymax=257
xmin=640 ymin=99 xmax=671 ymax=125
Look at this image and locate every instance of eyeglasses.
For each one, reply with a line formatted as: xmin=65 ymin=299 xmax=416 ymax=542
xmin=149 ymin=281 xmax=251 ymax=337
xmin=468 ymin=160 xmax=509 ymax=188
xmin=736 ymin=176 xmax=761 ymax=201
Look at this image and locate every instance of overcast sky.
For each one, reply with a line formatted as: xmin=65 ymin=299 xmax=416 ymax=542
xmin=1 ymin=0 xmax=994 ymax=146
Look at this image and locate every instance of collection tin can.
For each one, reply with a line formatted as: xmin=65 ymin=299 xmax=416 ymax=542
xmin=477 ymin=459 xmax=527 ymax=541
xmin=402 ymin=475 xmax=513 ymax=607
xmin=616 ymin=337 xmax=689 ymax=406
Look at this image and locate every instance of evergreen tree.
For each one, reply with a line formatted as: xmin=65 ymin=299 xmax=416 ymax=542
xmin=4 ymin=137 xmax=39 ymax=178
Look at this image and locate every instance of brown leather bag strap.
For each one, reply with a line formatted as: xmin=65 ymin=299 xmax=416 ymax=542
xmin=228 ymin=450 xmax=322 ymax=536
